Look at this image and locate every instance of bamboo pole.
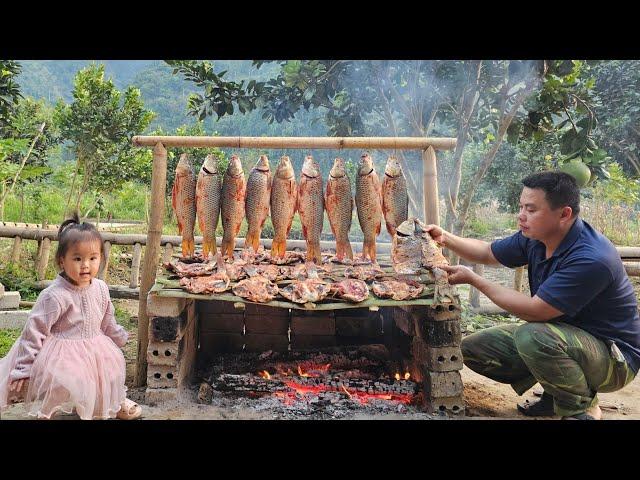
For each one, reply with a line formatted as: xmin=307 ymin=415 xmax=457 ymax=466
xmin=130 ymin=242 xmax=142 ymax=289
xmin=10 ymin=236 xmax=22 ymax=264
xmin=619 ymin=247 xmax=640 ymax=258
xmin=422 ymin=146 xmax=440 ymax=226
xmin=98 ymin=241 xmax=112 ymax=281
xmin=625 ymin=262 xmax=640 ymax=277
xmin=136 ymin=142 xmax=167 ymax=387
xmin=36 ymin=221 xmax=50 ymax=281
xmin=514 ymin=266 xmax=525 ymax=292
xmin=132 ymin=136 xmax=457 ymax=151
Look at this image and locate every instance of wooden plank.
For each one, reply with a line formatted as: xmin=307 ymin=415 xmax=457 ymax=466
xmin=98 ymin=240 xmax=112 ymax=281
xmin=10 ymin=236 xmax=22 ymax=263
xmin=36 ymin=237 xmax=51 ymax=281
xmin=130 ymin=242 xmax=142 ymax=288
xmin=33 ymin=280 xmax=139 ymax=299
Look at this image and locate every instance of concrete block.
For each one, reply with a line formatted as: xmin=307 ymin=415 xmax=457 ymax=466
xmin=0 ymin=291 xmax=21 ymax=310
xmin=419 ymin=320 xmax=461 ymax=347
xmin=150 ymin=315 xmax=181 ymax=342
xmin=145 ymin=387 xmax=177 ymax=406
xmin=423 ymin=395 xmax=465 ymax=416
xmin=0 ymin=310 xmax=29 ymax=329
xmin=147 ymin=364 xmax=178 ymax=389
xmin=147 ymin=294 xmax=187 ymax=317
xmin=423 ymin=371 xmax=464 ymax=398
xmin=147 ymin=341 xmax=179 ymax=366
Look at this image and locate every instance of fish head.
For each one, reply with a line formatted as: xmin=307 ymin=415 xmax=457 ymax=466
xmin=384 ymin=156 xmax=403 ymax=177
xmin=329 ymin=157 xmax=346 ymax=178
xmin=255 ymin=154 xmax=270 ymax=172
xmin=176 ymin=153 xmax=194 ymax=176
xmin=395 ymin=218 xmax=417 ymax=237
xmin=275 ymin=155 xmax=295 ymax=179
xmin=301 ymin=155 xmax=320 ymax=178
xmin=358 ymin=152 xmax=374 ymax=176
xmin=227 ymin=155 xmax=243 ymax=177
xmin=201 ymin=154 xmax=218 ymax=175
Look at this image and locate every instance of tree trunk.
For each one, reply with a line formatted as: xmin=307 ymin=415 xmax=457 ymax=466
xmin=64 ymin=159 xmax=80 ymax=218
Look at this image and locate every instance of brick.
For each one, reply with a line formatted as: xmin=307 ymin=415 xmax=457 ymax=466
xmin=150 ymin=315 xmax=181 ymax=342
xmin=423 ymin=395 xmax=465 ymax=416
xmin=291 ymin=313 xmax=335 ymax=335
xmin=411 ymin=338 xmax=463 ymax=372
xmin=290 ymin=334 xmax=336 ymax=350
xmin=199 ymin=312 xmax=244 ymax=333
xmin=199 ymin=332 xmax=245 ymax=353
xmin=147 ymin=341 xmax=179 ymax=366
xmin=428 ymin=303 xmax=461 ymax=322
xmin=147 ymin=364 xmax=178 ymax=389
xmin=145 ymin=387 xmax=177 ymax=406
xmin=147 ymin=294 xmax=187 ymax=317
xmin=244 ymin=334 xmax=289 ymax=352
xmin=419 ymin=320 xmax=461 ymax=347
xmin=244 ymin=314 xmax=289 ymax=334
xmin=197 ymin=299 xmax=245 ymax=315
xmin=244 ymin=303 xmax=289 ymax=318
xmin=423 ymin=371 xmax=464 ymax=398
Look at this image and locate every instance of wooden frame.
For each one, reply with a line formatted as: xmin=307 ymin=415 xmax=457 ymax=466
xmin=131 ymin=135 xmax=457 ymax=387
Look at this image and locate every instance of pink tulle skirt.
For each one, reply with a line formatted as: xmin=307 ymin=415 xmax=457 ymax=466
xmin=0 ymin=334 xmax=127 ymax=420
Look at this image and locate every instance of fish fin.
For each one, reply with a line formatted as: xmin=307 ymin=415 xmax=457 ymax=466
xmin=203 ymin=239 xmax=217 ymax=257
xmin=345 ymin=240 xmax=354 ymax=260
xmin=306 ymin=241 xmax=321 ymax=263
xmin=271 ymin=237 xmax=285 ymax=258
xmin=182 ymin=238 xmax=195 ymax=258
xmin=245 ymin=228 xmax=260 ymax=252
xmin=363 ymin=239 xmax=377 ymax=262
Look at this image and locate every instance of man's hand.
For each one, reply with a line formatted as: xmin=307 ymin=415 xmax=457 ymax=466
xmin=440 ymin=264 xmax=477 ymax=285
xmin=424 ymin=224 xmax=448 ymax=246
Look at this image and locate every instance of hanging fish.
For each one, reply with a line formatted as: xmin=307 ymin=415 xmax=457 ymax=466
xmin=244 ymin=155 xmax=272 ymax=253
xmin=270 ymin=155 xmax=297 ymax=259
xmin=382 ymin=155 xmax=408 ymax=237
xmin=171 ymin=153 xmax=196 ymax=258
xmin=220 ymin=155 xmax=246 ymax=258
xmin=196 ymin=154 xmax=222 ymax=257
xmin=355 ymin=152 xmax=383 ymax=262
xmin=325 ymin=157 xmax=354 ymax=261
xmin=297 ymin=155 xmax=324 ymax=263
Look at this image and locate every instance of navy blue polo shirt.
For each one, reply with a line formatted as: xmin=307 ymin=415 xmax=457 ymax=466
xmin=491 ymin=218 xmax=640 ymax=373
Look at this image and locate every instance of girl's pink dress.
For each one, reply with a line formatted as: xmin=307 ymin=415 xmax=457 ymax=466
xmin=0 ymin=274 xmax=128 ymax=419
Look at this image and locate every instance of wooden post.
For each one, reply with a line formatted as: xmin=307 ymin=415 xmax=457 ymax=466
xmin=514 ymin=266 xmax=525 ymax=292
xmin=36 ymin=221 xmax=51 ymax=281
xmin=422 ymin=146 xmax=440 ymax=226
xmin=98 ymin=241 xmax=112 ymax=281
xmin=469 ymin=263 xmax=484 ymax=308
xmin=162 ymin=243 xmax=173 ymax=264
xmin=136 ymin=142 xmax=167 ymax=387
xmin=130 ymin=242 xmax=142 ymax=289
xmin=10 ymin=236 xmax=22 ymax=264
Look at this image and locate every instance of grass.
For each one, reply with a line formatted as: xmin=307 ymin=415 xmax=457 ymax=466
xmin=0 ymin=329 xmax=21 ymax=357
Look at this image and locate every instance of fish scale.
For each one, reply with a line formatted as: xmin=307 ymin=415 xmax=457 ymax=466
xmin=221 ymin=155 xmax=246 ymax=257
xmin=171 ymin=153 xmax=196 ymax=257
xmin=325 ymin=158 xmax=353 ymax=260
xmin=245 ymin=155 xmax=272 ymax=253
xmin=196 ymin=154 xmax=222 ymax=257
xmin=270 ymin=156 xmax=298 ymax=258
xmin=297 ymin=155 xmax=324 ymax=263
xmin=355 ymin=153 xmax=383 ymax=262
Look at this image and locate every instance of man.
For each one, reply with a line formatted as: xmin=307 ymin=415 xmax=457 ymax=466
xmin=426 ymin=171 xmax=640 ymax=420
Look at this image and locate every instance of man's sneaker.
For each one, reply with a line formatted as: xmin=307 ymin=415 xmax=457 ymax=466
xmin=517 ymin=391 xmax=555 ymax=417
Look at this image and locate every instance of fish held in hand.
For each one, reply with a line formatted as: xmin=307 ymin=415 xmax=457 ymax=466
xmin=172 ymin=154 xmax=197 ymax=257
xmin=196 ymin=154 xmax=222 ymax=257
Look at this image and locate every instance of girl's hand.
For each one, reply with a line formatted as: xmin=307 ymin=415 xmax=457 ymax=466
xmin=440 ymin=264 xmax=476 ymax=285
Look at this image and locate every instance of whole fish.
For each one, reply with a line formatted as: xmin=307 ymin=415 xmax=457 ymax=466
xmin=220 ymin=155 xmax=246 ymax=258
xmin=325 ymin=157 xmax=353 ymax=261
xmin=196 ymin=154 xmax=222 ymax=257
xmin=297 ymin=155 xmax=324 ymax=263
xmin=355 ymin=152 xmax=383 ymax=262
xmin=382 ymin=156 xmax=408 ymax=237
xmin=270 ymin=155 xmax=297 ymax=258
xmin=245 ymin=155 xmax=272 ymax=253
xmin=171 ymin=153 xmax=196 ymax=258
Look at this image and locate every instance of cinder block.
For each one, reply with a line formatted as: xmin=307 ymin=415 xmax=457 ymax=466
xmin=290 ymin=334 xmax=336 ymax=350
xmin=291 ymin=313 xmax=335 ymax=335
xmin=423 ymin=370 xmax=464 ymax=398
xmin=145 ymin=387 xmax=177 ymax=406
xmin=0 ymin=291 xmax=20 ymax=309
xmin=419 ymin=320 xmax=461 ymax=347
xmin=244 ymin=303 xmax=289 ymax=318
xmin=428 ymin=303 xmax=461 ymax=321
xmin=147 ymin=294 xmax=187 ymax=317
xmin=147 ymin=341 xmax=179 ymax=366
xmin=150 ymin=315 xmax=181 ymax=342
xmin=199 ymin=332 xmax=245 ymax=353
xmin=244 ymin=333 xmax=289 ymax=352
xmin=147 ymin=364 xmax=178 ymax=388
xmin=411 ymin=338 xmax=463 ymax=372
xmin=424 ymin=395 xmax=465 ymax=416
xmin=199 ymin=312 xmax=244 ymax=334
xmin=244 ymin=314 xmax=289 ymax=334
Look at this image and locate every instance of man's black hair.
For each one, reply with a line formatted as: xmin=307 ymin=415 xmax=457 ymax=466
xmin=521 ymin=171 xmax=580 ymax=216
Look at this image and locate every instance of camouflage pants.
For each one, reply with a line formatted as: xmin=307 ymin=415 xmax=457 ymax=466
xmin=461 ymin=322 xmax=637 ymax=417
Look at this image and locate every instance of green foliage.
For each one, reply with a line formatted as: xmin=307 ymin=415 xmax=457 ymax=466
xmin=592 ymin=162 xmax=640 ymax=205
xmin=0 ymin=329 xmax=21 ymax=357
xmin=0 ymin=263 xmax=39 ymax=301
xmin=0 ymin=60 xmax=23 ymax=133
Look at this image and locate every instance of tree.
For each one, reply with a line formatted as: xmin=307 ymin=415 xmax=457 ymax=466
xmin=0 ymin=60 xmax=23 ymax=134
xmin=54 ymin=63 xmax=154 ymax=217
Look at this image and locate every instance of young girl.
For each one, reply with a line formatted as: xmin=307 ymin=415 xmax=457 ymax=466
xmin=0 ymin=214 xmax=142 ymax=420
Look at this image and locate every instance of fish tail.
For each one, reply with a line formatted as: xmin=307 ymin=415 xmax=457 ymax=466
xmin=245 ymin=227 xmax=261 ymax=253
xmin=363 ymin=239 xmax=377 ymax=262
xmin=203 ymin=238 xmax=217 ymax=257
xmin=306 ymin=241 xmax=321 ymax=263
xmin=335 ymin=238 xmax=353 ymax=261
xmin=271 ymin=236 xmax=286 ymax=258
xmin=181 ymin=238 xmax=195 ymax=258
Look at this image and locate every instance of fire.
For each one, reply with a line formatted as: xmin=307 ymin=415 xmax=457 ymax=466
xmin=404 ymin=372 xmax=410 ymax=380
xmin=395 ymin=373 xmax=401 ymax=381
xmin=298 ymin=365 xmax=309 ymax=377
xmin=341 ymin=384 xmax=352 ymax=398
xmin=258 ymin=370 xmax=271 ymax=380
